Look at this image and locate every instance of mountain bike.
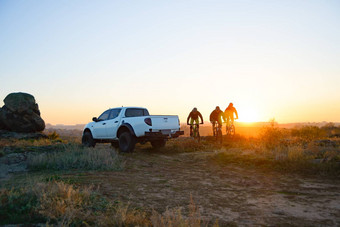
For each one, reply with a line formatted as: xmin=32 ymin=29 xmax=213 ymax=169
xmin=188 ymin=123 xmax=202 ymax=141
xmin=226 ymin=118 xmax=236 ymax=137
xmin=212 ymin=121 xmax=222 ymax=144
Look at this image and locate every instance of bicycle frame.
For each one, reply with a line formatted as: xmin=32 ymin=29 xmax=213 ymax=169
xmin=225 ymin=118 xmax=236 ymax=136
xmin=187 ymin=122 xmax=203 ymax=140
xmin=211 ymin=121 xmax=223 ymax=143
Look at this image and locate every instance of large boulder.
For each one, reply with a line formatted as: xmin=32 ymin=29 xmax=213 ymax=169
xmin=0 ymin=107 xmax=6 ymax=129
xmin=0 ymin=92 xmax=45 ymax=132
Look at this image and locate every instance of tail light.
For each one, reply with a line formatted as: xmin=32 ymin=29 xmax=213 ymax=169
xmin=144 ymin=118 xmax=152 ymax=126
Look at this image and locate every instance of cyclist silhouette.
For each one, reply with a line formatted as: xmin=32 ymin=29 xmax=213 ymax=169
xmin=187 ymin=107 xmax=203 ymax=136
xmin=224 ymin=103 xmax=238 ymax=128
xmin=209 ymin=106 xmax=225 ymax=136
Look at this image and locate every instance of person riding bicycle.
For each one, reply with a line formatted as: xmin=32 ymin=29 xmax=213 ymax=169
xmin=209 ymin=106 xmax=225 ymax=136
xmin=224 ymin=103 xmax=238 ymax=127
xmin=187 ymin=107 xmax=203 ymax=136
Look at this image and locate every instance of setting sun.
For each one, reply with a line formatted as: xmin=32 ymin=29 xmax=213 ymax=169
xmin=239 ymin=108 xmax=259 ymax=123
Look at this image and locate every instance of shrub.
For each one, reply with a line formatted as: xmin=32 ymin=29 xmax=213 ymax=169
xmin=27 ymin=144 xmax=124 ymax=171
xmin=47 ymin=131 xmax=61 ymax=141
xmin=1 ymin=181 xmax=220 ymax=226
xmin=259 ymin=120 xmax=287 ymax=150
xmin=0 ymin=181 xmax=150 ymax=226
xmin=150 ymin=196 xmax=218 ymax=227
xmin=321 ymin=123 xmax=340 ymax=137
xmin=0 ymin=187 xmax=43 ymax=224
xmin=291 ymin=126 xmax=326 ymax=142
xmin=98 ymin=203 xmax=150 ymax=226
xmin=209 ymin=146 xmax=340 ymax=176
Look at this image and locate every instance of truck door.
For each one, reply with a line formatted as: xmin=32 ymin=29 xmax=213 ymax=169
xmin=106 ymin=108 xmax=122 ymax=139
xmin=92 ymin=110 xmax=110 ymax=138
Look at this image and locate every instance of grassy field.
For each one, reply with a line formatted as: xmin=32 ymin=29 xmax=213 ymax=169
xmin=0 ymin=123 xmax=339 ymax=226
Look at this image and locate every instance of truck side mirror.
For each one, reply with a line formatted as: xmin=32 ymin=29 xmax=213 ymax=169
xmin=92 ymin=117 xmax=98 ymax=122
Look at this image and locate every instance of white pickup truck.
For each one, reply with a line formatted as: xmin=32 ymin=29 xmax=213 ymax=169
xmin=82 ymin=107 xmax=184 ymax=152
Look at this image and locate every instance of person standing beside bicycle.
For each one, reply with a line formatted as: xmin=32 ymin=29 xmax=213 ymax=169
xmin=187 ymin=107 xmax=204 ymax=136
xmin=224 ymin=103 xmax=238 ymax=128
xmin=209 ymin=106 xmax=225 ymax=136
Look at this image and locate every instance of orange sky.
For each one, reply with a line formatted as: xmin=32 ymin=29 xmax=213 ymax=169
xmin=1 ymin=1 xmax=339 ymax=125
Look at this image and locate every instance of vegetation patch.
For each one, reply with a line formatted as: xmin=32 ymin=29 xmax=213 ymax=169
xmin=0 ymin=187 xmax=43 ymax=224
xmin=0 ymin=181 xmax=218 ymax=226
xmin=0 ymin=181 xmax=148 ymax=226
xmin=151 ymin=196 xmax=219 ymax=227
xmin=208 ymin=123 xmax=340 ymax=176
xmin=27 ymin=144 xmax=124 ymax=171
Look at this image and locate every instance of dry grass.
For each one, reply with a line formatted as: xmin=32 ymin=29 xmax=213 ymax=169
xmin=1 ymin=181 xmax=215 ymax=226
xmin=35 ymin=181 xmax=149 ymax=226
xmin=150 ymin=196 xmax=219 ymax=227
xmin=27 ymin=144 xmax=124 ymax=171
xmin=0 ymin=138 xmax=55 ymax=148
xmin=0 ymin=181 xmax=147 ymax=226
xmin=149 ymin=122 xmax=340 ymax=175
xmin=209 ymin=137 xmax=340 ymax=176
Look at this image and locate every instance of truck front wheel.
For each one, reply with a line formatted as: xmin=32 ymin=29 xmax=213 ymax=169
xmin=82 ymin=131 xmax=96 ymax=147
xmin=119 ymin=132 xmax=136 ymax=153
xmin=151 ymin=139 xmax=166 ymax=149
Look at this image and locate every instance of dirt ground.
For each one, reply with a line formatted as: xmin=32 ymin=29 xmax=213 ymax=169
xmin=63 ymin=145 xmax=340 ymax=226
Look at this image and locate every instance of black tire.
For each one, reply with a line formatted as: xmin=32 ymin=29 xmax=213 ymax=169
xmin=216 ymin=129 xmax=223 ymax=144
xmin=82 ymin=131 xmax=96 ymax=147
xmin=193 ymin=126 xmax=200 ymax=140
xmin=197 ymin=133 xmax=201 ymax=142
xmin=119 ymin=132 xmax=136 ymax=153
xmin=230 ymin=125 xmax=235 ymax=136
xmin=151 ymin=139 xmax=166 ymax=149
xmin=226 ymin=125 xmax=235 ymax=137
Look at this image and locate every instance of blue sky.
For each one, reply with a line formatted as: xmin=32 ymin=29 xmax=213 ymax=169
xmin=0 ymin=0 xmax=339 ymax=124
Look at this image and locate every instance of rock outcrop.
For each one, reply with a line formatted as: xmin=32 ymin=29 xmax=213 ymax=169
xmin=0 ymin=92 xmax=45 ymax=132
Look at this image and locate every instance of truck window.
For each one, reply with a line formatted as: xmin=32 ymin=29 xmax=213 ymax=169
xmin=125 ymin=108 xmax=149 ymax=117
xmin=98 ymin=110 xmax=110 ymax=121
xmin=109 ymin=108 xmax=121 ymax=119
xmin=144 ymin=109 xmax=150 ymax=116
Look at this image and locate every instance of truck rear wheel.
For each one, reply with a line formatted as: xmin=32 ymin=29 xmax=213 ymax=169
xmin=82 ymin=131 xmax=96 ymax=147
xmin=151 ymin=139 xmax=166 ymax=149
xmin=119 ymin=132 xmax=136 ymax=153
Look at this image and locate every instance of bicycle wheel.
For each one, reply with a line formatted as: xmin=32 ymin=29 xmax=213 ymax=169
xmin=226 ymin=125 xmax=235 ymax=137
xmin=230 ymin=125 xmax=235 ymax=136
xmin=192 ymin=125 xmax=197 ymax=138
xmin=226 ymin=125 xmax=230 ymax=136
xmin=216 ymin=128 xmax=222 ymax=144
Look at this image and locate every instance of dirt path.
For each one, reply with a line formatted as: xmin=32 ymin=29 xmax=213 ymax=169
xmin=65 ymin=147 xmax=340 ymax=226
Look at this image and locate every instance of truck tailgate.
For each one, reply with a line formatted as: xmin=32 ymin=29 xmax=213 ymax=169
xmin=150 ymin=115 xmax=179 ymax=131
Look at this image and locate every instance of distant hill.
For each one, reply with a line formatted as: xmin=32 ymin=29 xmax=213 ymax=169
xmin=45 ymin=121 xmax=339 ymax=139
xmin=180 ymin=121 xmax=340 ymax=137
xmin=46 ymin=123 xmax=85 ymax=131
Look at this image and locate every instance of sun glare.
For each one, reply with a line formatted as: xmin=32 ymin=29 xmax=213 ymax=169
xmin=239 ymin=108 xmax=259 ymax=123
